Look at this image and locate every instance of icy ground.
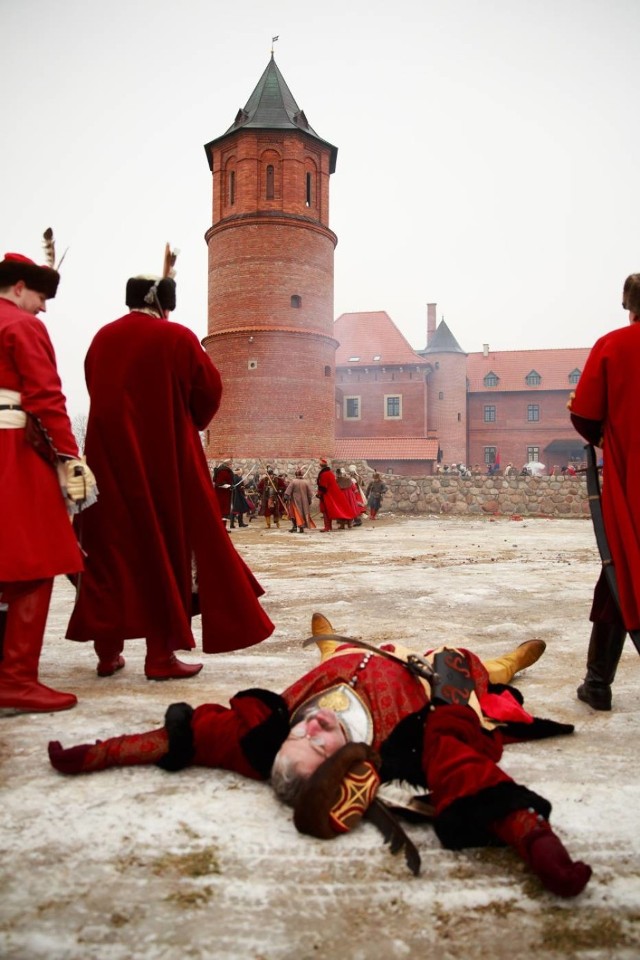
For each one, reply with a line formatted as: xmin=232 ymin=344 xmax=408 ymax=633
xmin=1 ymin=515 xmax=639 ymax=960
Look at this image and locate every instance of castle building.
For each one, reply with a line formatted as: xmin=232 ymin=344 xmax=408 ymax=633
xmin=201 ymin=56 xmax=589 ymax=475
xmin=334 ymin=305 xmax=589 ymax=476
xmin=202 ymin=55 xmax=338 ymax=460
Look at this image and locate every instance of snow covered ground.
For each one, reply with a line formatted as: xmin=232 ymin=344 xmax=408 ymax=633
xmin=1 ymin=515 xmax=639 ymax=960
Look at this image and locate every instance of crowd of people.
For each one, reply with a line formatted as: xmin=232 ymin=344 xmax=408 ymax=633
xmin=436 ymin=461 xmax=582 ymax=478
xmin=211 ymin=460 xmax=389 ymax=532
xmin=2 ymin=234 xmax=639 ymax=899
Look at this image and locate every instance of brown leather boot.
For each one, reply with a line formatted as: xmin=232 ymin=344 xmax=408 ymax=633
xmin=0 ymin=580 xmax=77 ymax=713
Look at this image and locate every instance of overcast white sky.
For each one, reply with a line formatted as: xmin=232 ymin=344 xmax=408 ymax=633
xmin=3 ymin=0 xmax=638 ymax=415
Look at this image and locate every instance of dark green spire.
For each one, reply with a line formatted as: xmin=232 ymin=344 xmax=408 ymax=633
xmin=204 ymin=56 xmax=337 ymax=172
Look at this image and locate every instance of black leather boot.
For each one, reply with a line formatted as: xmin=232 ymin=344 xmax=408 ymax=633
xmin=577 ymin=621 xmax=626 ymax=711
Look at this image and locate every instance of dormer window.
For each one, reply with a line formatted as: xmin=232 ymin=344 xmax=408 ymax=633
xmin=484 ymin=372 xmax=499 ymax=387
xmin=348 ymin=356 xmax=360 ymax=362
xmin=525 ymin=370 xmax=542 ymax=386
xmin=569 ymin=368 xmax=581 ymax=385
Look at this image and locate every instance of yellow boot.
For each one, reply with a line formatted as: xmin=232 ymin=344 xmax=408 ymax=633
xmin=311 ymin=612 xmax=341 ymax=662
xmin=484 ymin=639 xmax=547 ymax=685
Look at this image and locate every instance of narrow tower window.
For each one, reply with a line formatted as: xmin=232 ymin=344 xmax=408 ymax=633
xmin=266 ymin=165 xmax=274 ymax=200
xmin=228 ymin=171 xmax=235 ymax=205
xmin=306 ymin=172 xmax=312 ymax=207
xmin=291 ymin=295 xmax=301 ymax=308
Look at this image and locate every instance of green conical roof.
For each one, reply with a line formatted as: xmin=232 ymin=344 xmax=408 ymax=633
xmin=420 ymin=320 xmax=466 ymax=355
xmin=204 ymin=55 xmax=337 ymax=172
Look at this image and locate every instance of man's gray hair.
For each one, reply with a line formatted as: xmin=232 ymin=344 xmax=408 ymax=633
xmin=270 ymin=750 xmax=307 ymax=806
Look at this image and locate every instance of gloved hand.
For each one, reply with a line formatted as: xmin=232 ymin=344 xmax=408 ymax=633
xmin=62 ymin=458 xmax=97 ymax=503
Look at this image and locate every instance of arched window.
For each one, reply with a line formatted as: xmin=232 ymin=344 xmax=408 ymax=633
xmin=266 ymin=165 xmax=274 ymax=200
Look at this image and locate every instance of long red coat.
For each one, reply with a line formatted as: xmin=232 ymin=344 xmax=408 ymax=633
xmin=571 ymin=321 xmax=640 ymax=630
xmin=316 ymin=467 xmax=355 ymax=521
xmin=66 ymin=311 xmax=273 ymax=652
xmin=0 ymin=298 xmax=82 ymax=581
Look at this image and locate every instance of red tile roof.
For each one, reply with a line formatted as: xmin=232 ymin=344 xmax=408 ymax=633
xmin=334 ymin=437 xmax=439 ymax=461
xmin=466 ymin=347 xmax=590 ymax=392
xmin=334 ymin=312 xmax=426 ymax=367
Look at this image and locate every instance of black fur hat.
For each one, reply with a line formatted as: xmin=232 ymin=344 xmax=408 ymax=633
xmin=0 ymin=254 xmax=60 ymax=298
xmin=126 ymin=276 xmax=176 ymax=313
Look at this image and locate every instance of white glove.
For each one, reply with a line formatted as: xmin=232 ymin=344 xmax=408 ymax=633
xmin=62 ymin=458 xmax=97 ymax=504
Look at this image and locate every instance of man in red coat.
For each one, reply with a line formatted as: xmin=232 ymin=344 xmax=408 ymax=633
xmin=66 ymin=265 xmax=273 ymax=680
xmin=316 ymin=459 xmax=355 ymax=532
xmin=49 ymin=613 xmax=590 ymax=898
xmin=569 ymin=272 xmax=640 ymax=711
xmin=0 ymin=251 xmax=95 ymax=712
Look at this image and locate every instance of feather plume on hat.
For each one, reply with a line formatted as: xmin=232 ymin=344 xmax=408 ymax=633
xmin=42 ymin=228 xmax=55 ymax=267
xmin=163 ymin=243 xmax=179 ymax=279
xmin=42 ymin=227 xmax=68 ymax=270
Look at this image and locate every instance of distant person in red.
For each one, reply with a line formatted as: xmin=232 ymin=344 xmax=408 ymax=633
xmin=66 ymin=251 xmax=274 ymax=680
xmin=316 ymin=459 xmax=354 ymax=532
xmin=0 ymin=247 xmax=96 ymax=713
xmin=212 ymin=460 xmax=233 ymax=529
xmin=569 ymin=272 xmax=640 ymax=711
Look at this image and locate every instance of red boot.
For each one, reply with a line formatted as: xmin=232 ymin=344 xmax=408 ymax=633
xmin=492 ymin=808 xmax=592 ymax=897
xmin=0 ymin=580 xmax=77 ymax=713
xmin=49 ymin=728 xmax=169 ymax=774
xmin=144 ymin=638 xmax=203 ymax=681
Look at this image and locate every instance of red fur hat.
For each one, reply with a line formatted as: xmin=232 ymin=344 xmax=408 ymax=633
xmin=0 ymin=253 xmax=60 ymax=298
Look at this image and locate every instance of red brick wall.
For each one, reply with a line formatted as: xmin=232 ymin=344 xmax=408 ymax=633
xmin=210 ymin=132 xmax=331 ymax=227
xmin=425 ymin=353 xmax=467 ymax=464
xmin=336 ymin=368 xmax=427 ymax=438
xmin=467 ymin=390 xmax=578 ymax=468
xmin=204 ymin=329 xmax=336 ymax=459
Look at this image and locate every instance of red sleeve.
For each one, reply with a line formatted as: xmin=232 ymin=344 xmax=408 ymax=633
xmin=183 ymin=331 xmax=222 ymax=429
xmin=191 ymin=690 xmax=289 ymax=779
xmin=8 ymin=314 xmax=78 ymax=456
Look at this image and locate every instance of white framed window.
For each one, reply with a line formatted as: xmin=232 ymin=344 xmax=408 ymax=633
xmin=384 ymin=394 xmax=402 ymax=419
xmin=344 ymin=396 xmax=361 ymax=420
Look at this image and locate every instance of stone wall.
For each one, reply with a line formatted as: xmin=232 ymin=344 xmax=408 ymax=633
xmin=378 ymin=473 xmax=589 ymax=518
xmin=208 ymin=457 xmax=590 ymax=519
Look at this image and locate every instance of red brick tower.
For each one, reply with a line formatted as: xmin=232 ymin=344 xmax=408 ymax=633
xmin=420 ymin=317 xmax=468 ymax=466
xmin=202 ymin=55 xmax=338 ymax=459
